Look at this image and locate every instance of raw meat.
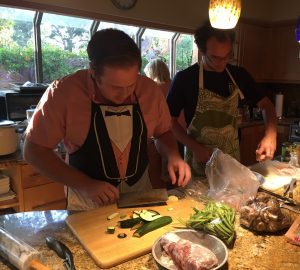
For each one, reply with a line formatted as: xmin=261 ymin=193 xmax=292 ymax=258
xmin=160 ymin=233 xmax=218 ymax=270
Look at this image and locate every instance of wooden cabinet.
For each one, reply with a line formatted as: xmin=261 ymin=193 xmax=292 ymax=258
xmin=240 ymin=123 xmax=291 ymax=166
xmin=239 ymin=124 xmax=265 ymax=166
xmin=0 ymin=162 xmax=66 ymax=212
xmin=0 ymin=163 xmax=22 ymax=211
xmin=237 ymin=20 xmax=300 ymax=83
xmin=267 ymin=24 xmax=300 ymax=83
xmin=20 ymin=164 xmax=66 ymax=211
xmin=238 ymin=22 xmax=270 ymax=82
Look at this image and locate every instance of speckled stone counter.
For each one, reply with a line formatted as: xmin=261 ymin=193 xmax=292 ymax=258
xmin=0 ymin=206 xmax=299 ymax=270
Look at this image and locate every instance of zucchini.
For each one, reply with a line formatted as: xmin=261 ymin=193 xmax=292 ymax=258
xmin=118 ymin=217 xmax=141 ymax=228
xmin=133 ymin=216 xmax=172 ymax=237
xmin=139 ymin=210 xmax=161 ymax=221
xmin=107 ymin=212 xmax=119 ymax=220
xmin=106 ymin=226 xmax=116 ymax=234
xmin=130 ymin=220 xmax=145 ymax=231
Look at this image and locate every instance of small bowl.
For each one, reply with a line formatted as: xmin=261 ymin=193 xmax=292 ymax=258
xmin=152 ymin=229 xmax=228 ymax=270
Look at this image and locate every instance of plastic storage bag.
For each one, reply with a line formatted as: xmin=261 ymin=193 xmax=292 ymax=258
xmin=240 ymin=193 xmax=292 ymax=233
xmin=205 ymin=149 xmax=260 ymax=209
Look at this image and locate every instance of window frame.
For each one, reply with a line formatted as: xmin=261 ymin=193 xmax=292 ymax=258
xmin=0 ymin=4 xmax=196 ymax=82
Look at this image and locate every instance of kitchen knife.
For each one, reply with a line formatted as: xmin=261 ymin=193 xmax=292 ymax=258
xmin=117 ymin=188 xmax=168 ymax=208
xmin=45 ymin=236 xmax=76 ymax=270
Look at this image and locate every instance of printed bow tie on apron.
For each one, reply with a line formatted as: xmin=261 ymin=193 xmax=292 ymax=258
xmin=185 ymin=61 xmax=244 ymax=178
xmin=105 ymin=110 xmax=131 ymax=117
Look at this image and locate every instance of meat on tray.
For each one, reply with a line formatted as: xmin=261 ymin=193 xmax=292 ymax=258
xmin=160 ymin=232 xmax=218 ymax=270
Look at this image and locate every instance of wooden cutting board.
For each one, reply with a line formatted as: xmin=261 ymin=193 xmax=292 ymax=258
xmin=65 ymin=198 xmax=203 ymax=268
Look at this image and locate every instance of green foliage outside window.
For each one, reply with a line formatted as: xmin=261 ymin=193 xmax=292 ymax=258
xmin=0 ymin=44 xmax=88 ymax=83
xmin=176 ymin=35 xmax=193 ymax=72
xmin=42 ymin=44 xmax=88 ymax=82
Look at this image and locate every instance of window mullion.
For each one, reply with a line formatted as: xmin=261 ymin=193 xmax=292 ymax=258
xmin=33 ymin=12 xmax=43 ymax=83
xmin=171 ymin=33 xmax=180 ymax=78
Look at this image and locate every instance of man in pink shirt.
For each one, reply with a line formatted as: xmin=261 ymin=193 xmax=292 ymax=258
xmin=24 ymin=29 xmax=191 ymax=210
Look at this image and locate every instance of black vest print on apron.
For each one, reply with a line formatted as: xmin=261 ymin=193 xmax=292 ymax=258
xmin=69 ymin=98 xmax=148 ymax=187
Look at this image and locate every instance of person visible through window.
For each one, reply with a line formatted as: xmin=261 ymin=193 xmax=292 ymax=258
xmin=144 ymin=59 xmax=186 ymax=188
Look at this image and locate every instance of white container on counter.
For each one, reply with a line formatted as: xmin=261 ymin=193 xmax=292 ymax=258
xmin=0 ymin=120 xmax=18 ymax=156
xmin=26 ymin=105 xmax=37 ymax=121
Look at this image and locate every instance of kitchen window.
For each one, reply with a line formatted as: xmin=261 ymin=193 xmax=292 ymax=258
xmin=40 ymin=13 xmax=91 ymax=83
xmin=0 ymin=5 xmax=197 ymax=84
xmin=97 ymin=22 xmax=139 ymax=42
xmin=175 ymin=34 xmax=198 ymax=74
xmin=140 ymin=28 xmax=174 ymax=74
xmin=0 ymin=7 xmax=35 ymax=88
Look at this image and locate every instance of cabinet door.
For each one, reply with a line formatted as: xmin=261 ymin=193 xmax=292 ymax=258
xmin=21 ymin=164 xmax=53 ymax=188
xmin=23 ymin=182 xmax=66 ymax=211
xmin=238 ymin=22 xmax=269 ymax=82
xmin=240 ymin=125 xmax=265 ymax=166
xmin=268 ymin=24 xmax=300 ymax=82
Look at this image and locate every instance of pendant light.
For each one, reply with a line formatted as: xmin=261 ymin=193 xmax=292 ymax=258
xmin=209 ymin=0 xmax=242 ymax=29
xmin=296 ymin=16 xmax=300 ymax=43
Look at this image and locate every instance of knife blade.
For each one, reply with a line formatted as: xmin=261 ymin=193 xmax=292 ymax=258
xmin=117 ymin=188 xmax=168 ymax=208
xmin=45 ymin=236 xmax=76 ymax=270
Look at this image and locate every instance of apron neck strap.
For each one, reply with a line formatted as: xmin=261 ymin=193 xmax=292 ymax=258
xmin=198 ymin=60 xmax=204 ymax=89
xmin=225 ymin=67 xmax=245 ymax=100
xmin=199 ymin=59 xmax=244 ymax=100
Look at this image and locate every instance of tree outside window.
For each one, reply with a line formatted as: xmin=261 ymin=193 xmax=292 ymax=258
xmin=0 ymin=7 xmax=35 ymax=88
xmin=40 ymin=13 xmax=92 ymax=83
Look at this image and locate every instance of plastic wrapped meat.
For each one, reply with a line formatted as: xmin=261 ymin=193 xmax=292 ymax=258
xmin=160 ymin=232 xmax=218 ymax=270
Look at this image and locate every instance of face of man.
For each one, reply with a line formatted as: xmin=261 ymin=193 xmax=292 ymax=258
xmin=202 ymin=36 xmax=233 ymax=72
xmin=95 ymin=64 xmax=139 ymax=104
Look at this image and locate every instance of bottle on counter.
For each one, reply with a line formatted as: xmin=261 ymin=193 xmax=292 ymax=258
xmin=243 ymin=105 xmax=251 ymax=122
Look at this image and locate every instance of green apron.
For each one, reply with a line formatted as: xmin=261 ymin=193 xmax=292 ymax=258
xmin=186 ymin=61 xmax=244 ymax=178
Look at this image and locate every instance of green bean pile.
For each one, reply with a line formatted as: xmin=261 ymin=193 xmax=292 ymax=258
xmin=186 ymin=201 xmax=236 ymax=246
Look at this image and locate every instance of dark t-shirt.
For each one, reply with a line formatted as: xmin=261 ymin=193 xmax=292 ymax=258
xmin=167 ymin=63 xmax=265 ymax=126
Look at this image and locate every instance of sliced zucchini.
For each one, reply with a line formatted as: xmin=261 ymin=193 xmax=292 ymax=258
xmin=106 ymin=226 xmax=115 ymax=234
xmin=133 ymin=216 xmax=172 ymax=237
xmin=139 ymin=210 xmax=161 ymax=222
xmin=130 ymin=220 xmax=145 ymax=231
xmin=132 ymin=210 xmax=142 ymax=218
xmin=118 ymin=217 xmax=141 ymax=228
xmin=107 ymin=212 xmax=119 ymax=220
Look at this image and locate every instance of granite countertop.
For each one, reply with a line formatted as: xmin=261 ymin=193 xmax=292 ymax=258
xmin=0 ymin=202 xmax=300 ymax=270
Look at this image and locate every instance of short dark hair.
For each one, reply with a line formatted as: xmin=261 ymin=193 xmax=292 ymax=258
xmin=194 ymin=21 xmax=235 ymax=53
xmin=87 ymin=28 xmax=141 ymax=75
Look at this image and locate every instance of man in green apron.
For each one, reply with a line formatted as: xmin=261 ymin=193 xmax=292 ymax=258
xmin=167 ymin=21 xmax=277 ymax=179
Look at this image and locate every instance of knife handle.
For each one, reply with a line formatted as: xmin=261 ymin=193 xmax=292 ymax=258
xmin=45 ymin=236 xmax=76 ymax=270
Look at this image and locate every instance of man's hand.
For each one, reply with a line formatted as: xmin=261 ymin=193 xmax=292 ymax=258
xmin=80 ymin=180 xmax=120 ymax=206
xmin=256 ymin=134 xmax=277 ymax=162
xmin=167 ymin=155 xmax=191 ymax=187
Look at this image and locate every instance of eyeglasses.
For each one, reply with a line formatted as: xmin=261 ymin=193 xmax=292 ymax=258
xmin=206 ymin=51 xmax=234 ymax=64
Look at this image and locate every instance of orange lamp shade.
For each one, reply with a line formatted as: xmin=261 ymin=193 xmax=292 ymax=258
xmin=209 ymin=0 xmax=242 ymax=29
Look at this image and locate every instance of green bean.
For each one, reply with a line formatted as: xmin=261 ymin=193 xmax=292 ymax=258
xmin=185 ymin=201 xmax=236 ymax=246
